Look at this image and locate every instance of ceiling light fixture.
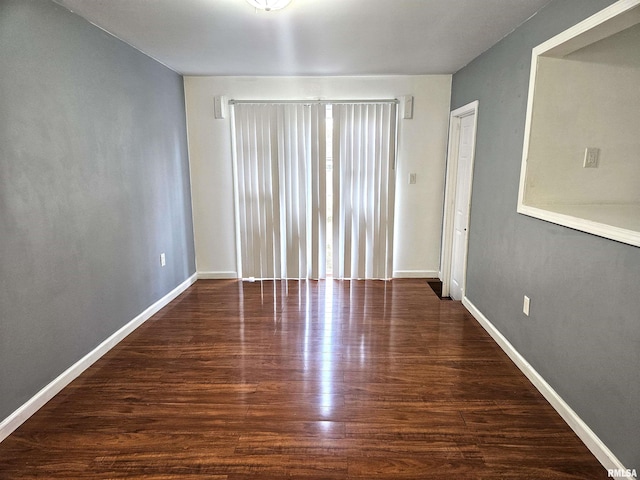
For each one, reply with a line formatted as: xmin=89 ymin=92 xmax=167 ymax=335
xmin=246 ymin=0 xmax=293 ymax=12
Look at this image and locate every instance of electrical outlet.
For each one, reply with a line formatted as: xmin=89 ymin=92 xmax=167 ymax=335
xmin=409 ymin=173 xmax=417 ymax=184
xmin=523 ymin=295 xmax=530 ymax=316
xmin=160 ymin=253 xmax=166 ymax=267
xmin=583 ymin=147 xmax=600 ymax=168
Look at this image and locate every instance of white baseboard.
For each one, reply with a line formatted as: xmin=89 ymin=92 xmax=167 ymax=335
xmin=0 ymin=273 xmax=198 ymax=444
xmin=393 ymin=270 xmax=439 ymax=279
xmin=462 ymin=296 xmax=632 ymax=479
xmin=198 ymin=271 xmax=238 ymax=279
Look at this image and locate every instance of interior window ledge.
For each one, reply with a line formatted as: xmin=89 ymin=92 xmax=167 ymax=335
xmin=518 ymin=203 xmax=640 ymax=247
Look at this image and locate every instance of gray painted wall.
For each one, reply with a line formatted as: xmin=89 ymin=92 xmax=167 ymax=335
xmin=0 ymin=0 xmax=195 ymax=421
xmin=451 ymin=0 xmax=639 ymax=469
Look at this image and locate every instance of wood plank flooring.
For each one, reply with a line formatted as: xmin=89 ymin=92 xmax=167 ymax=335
xmin=0 ymin=279 xmax=607 ymax=479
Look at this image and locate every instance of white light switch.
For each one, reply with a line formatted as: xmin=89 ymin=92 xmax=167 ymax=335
xmin=160 ymin=253 xmax=166 ymax=267
xmin=523 ymin=295 xmax=530 ymax=316
xmin=409 ymin=173 xmax=417 ymax=184
xmin=583 ymin=147 xmax=600 ymax=168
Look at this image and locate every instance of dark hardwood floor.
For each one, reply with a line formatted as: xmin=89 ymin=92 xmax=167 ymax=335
xmin=0 ymin=279 xmax=607 ymax=479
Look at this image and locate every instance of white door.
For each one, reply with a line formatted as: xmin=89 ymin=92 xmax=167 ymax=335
xmin=449 ymin=113 xmax=476 ymax=300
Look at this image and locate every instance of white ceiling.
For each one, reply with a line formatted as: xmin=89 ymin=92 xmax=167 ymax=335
xmin=54 ymin=0 xmax=551 ymax=76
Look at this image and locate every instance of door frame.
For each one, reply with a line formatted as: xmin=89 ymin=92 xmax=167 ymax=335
xmin=440 ymin=101 xmax=479 ymax=299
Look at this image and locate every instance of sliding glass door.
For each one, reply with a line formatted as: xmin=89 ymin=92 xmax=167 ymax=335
xmin=231 ymin=101 xmax=396 ymax=280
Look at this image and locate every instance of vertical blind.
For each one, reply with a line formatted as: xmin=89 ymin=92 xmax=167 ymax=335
xmin=332 ymin=103 xmax=397 ymax=279
xmin=232 ymin=103 xmax=326 ymax=279
xmin=232 ymin=101 xmax=397 ymax=280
